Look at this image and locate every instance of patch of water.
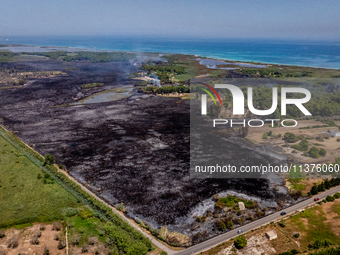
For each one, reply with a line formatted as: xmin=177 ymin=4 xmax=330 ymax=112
xmin=71 ymin=87 xmax=134 ymax=105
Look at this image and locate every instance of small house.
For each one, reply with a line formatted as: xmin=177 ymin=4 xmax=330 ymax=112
xmin=265 ymin=230 xmax=277 ymax=240
xmin=238 ymin=201 xmax=245 ymax=211
xmin=326 ymin=129 xmax=340 ymax=137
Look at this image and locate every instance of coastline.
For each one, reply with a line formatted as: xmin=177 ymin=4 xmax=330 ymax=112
xmin=1 ymin=42 xmax=340 ymax=70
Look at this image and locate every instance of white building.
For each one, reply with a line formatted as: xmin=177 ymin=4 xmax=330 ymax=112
xmin=326 ymin=130 xmax=340 ymax=137
xmin=265 ymin=230 xmax=278 ymax=240
xmin=238 ymin=202 xmax=245 ymax=211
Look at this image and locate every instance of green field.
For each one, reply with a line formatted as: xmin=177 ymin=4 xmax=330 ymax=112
xmin=289 ymin=206 xmax=340 ymax=247
xmin=0 ymin=135 xmax=79 ymax=227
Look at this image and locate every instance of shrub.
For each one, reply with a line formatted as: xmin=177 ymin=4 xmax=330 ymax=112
xmin=88 ymin=236 xmax=98 ymax=245
xmin=284 ymin=132 xmax=298 ymax=143
xmin=334 ymin=192 xmax=340 ymax=199
xmin=82 ymin=244 xmax=88 ymax=253
xmin=291 ymin=139 xmax=309 ymax=151
xmin=319 ymin=148 xmax=327 ymax=157
xmin=262 ymin=133 xmax=268 ymax=139
xmin=293 ymin=233 xmax=300 ymax=238
xmin=160 ymin=251 xmax=167 ymax=255
xmin=54 ymin=234 xmax=59 ymax=241
xmin=37 ymin=173 xmax=42 ymax=179
xmin=44 ymin=154 xmax=55 ymax=165
xmin=31 ymin=235 xmax=39 ymax=245
xmin=0 ymin=229 xmax=5 ymax=238
xmin=326 ymin=195 xmax=335 ymax=202
xmin=40 ymin=223 xmax=45 ymax=230
xmin=7 ymin=236 xmax=18 ymax=248
xmin=234 ymin=235 xmax=247 ymax=249
xmin=227 ymin=221 xmax=234 ymax=229
xmin=308 ymin=146 xmax=320 ymax=158
xmin=43 ymin=247 xmax=49 ymax=255
xmin=291 ymin=249 xmax=299 ymax=254
xmin=279 ymin=220 xmax=287 ymax=227
xmin=79 ymin=208 xmax=95 ymax=219
xmin=58 ymin=240 xmax=65 ymax=250
xmin=220 ymin=221 xmax=226 ymax=230
xmin=71 ymin=235 xmax=80 ymax=245
xmin=308 ymin=239 xmax=333 ymax=249
xmin=196 ymin=216 xmax=206 ymax=222
xmin=52 ymin=221 xmax=62 ymax=231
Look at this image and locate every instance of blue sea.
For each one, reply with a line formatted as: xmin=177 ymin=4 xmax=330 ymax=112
xmin=1 ymin=36 xmax=340 ymax=69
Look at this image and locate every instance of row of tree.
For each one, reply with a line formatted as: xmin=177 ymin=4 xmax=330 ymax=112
xmin=309 ymin=178 xmax=340 ymax=195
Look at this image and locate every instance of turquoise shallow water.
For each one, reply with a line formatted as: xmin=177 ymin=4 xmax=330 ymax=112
xmin=1 ymin=36 xmax=340 ymax=69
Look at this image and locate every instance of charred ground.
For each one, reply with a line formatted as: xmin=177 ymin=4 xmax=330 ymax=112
xmin=0 ymin=55 xmax=290 ymax=243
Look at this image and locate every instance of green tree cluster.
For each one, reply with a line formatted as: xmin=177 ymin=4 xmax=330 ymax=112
xmin=308 ymin=239 xmax=333 ymax=250
xmin=44 ymin=154 xmax=55 ymax=165
xmin=304 ymin=147 xmax=327 ymax=158
xmin=291 ymin=139 xmax=309 ymax=151
xmin=309 ymin=178 xmax=340 ymax=195
xmin=142 ymin=64 xmax=186 ymax=84
xmin=284 ymin=132 xmax=298 ymax=143
xmin=234 ymin=235 xmax=247 ymax=249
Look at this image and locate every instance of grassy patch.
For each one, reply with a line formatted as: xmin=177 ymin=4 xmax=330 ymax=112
xmin=0 ymin=135 xmax=79 ymax=228
xmin=291 ymin=183 xmax=306 ymax=190
xmin=333 ymin=203 xmax=340 ymax=216
xmin=81 ymin=83 xmax=104 ymax=89
xmin=290 ymin=206 xmax=340 ymax=246
xmin=0 ymin=51 xmax=19 ymax=62
xmin=216 ymin=195 xmax=255 ymax=209
xmin=67 ymin=215 xmax=106 ymax=246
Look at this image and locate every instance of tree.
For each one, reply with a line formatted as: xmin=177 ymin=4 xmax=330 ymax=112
xmin=44 ymin=154 xmax=55 ymax=165
xmin=227 ymin=221 xmax=234 ymax=229
xmin=308 ymin=146 xmax=320 ymax=158
xmin=319 ymin=148 xmax=327 ymax=157
xmin=220 ymin=221 xmax=226 ymax=230
xmin=284 ymin=132 xmax=298 ymax=143
xmin=291 ymin=139 xmax=309 ymax=151
xmin=334 ymin=192 xmax=340 ymax=199
xmin=310 ymin=184 xmax=319 ymax=195
xmin=326 ymin=195 xmax=335 ymax=202
xmin=234 ymin=235 xmax=247 ymax=249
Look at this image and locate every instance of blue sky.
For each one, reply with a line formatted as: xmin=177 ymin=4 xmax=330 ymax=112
xmin=0 ymin=0 xmax=339 ymax=39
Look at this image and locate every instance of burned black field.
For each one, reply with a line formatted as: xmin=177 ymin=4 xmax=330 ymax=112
xmin=0 ymin=56 xmax=291 ymax=241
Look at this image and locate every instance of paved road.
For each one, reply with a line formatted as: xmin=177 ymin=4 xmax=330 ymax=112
xmin=176 ymin=186 xmax=340 ymax=255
